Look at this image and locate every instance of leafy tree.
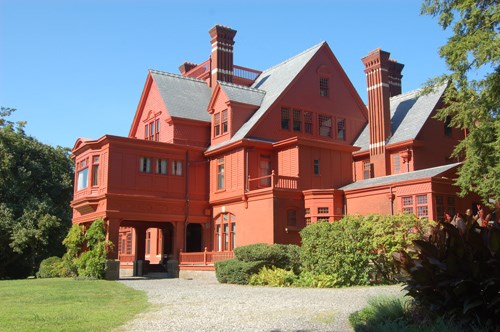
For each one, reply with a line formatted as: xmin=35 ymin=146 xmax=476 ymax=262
xmin=0 ymin=108 xmax=74 ymax=278
xmin=421 ymin=1 xmax=499 ymax=204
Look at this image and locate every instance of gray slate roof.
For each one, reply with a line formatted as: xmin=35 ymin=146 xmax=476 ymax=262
xmin=219 ymin=81 xmax=266 ymax=107
xmin=206 ymin=42 xmax=325 ymax=152
xmin=340 ymin=162 xmax=460 ymax=191
xmin=150 ymin=70 xmax=212 ymax=122
xmin=354 ymin=84 xmax=447 ymax=151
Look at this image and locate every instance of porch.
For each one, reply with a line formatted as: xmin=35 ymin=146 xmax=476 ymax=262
xmin=179 ymin=248 xmax=234 ymax=271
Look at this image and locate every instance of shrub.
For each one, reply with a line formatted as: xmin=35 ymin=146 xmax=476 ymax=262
xmin=394 ymin=221 xmax=500 ymax=330
xmin=294 ymin=271 xmax=338 ymax=288
xmin=249 ymin=266 xmax=297 ymax=287
xmin=215 ymin=259 xmax=265 ymax=284
xmin=36 ymin=256 xmax=71 ymax=278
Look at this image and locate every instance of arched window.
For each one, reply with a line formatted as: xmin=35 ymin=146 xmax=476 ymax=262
xmin=214 ymin=213 xmax=236 ymax=251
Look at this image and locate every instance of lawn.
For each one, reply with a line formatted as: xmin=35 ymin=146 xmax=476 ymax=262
xmin=0 ymin=278 xmax=149 ymax=332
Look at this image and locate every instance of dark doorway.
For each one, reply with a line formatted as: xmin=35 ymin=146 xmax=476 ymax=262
xmin=186 ymin=223 xmax=203 ymax=252
xmin=162 ymin=223 xmax=174 ymax=256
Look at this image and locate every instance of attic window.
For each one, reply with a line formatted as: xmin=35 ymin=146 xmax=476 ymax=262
xmin=320 ymin=78 xmax=329 ymax=97
xmin=213 ymin=110 xmax=228 ymax=137
xmin=281 ymin=108 xmax=290 ymax=130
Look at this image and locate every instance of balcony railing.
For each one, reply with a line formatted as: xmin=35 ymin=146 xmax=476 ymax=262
xmin=179 ymin=248 xmax=234 ymax=266
xmin=247 ymin=171 xmax=299 ymax=191
xmin=233 ymin=65 xmax=261 ymax=80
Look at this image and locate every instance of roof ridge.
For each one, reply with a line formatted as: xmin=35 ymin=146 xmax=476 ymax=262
xmin=218 ymin=81 xmax=266 ymax=94
xmin=261 ymin=41 xmax=326 ymax=73
xmin=390 ymin=82 xmax=447 ymax=102
xmin=149 ymin=69 xmax=206 ymax=84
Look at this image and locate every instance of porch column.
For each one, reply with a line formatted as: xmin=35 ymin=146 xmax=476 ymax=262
xmin=105 ymin=218 xmax=121 ymax=259
xmin=172 ymin=222 xmax=185 ymax=260
xmin=134 ymin=225 xmax=147 ymax=261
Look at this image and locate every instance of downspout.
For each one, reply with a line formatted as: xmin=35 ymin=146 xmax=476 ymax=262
xmin=389 ymin=186 xmax=394 ymax=216
xmin=245 ymin=147 xmax=249 ymax=192
xmin=184 ymin=150 xmax=189 ymax=252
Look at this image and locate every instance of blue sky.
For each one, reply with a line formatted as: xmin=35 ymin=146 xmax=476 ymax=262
xmin=0 ymin=0 xmax=450 ymax=149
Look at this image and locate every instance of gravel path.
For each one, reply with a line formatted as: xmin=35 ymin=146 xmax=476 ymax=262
xmin=116 ymin=278 xmax=403 ymax=332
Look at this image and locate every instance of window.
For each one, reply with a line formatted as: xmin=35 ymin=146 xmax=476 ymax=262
xmin=156 ymin=159 xmax=167 ymax=175
xmin=318 ymin=207 xmax=329 ymax=214
xmin=221 ymin=110 xmax=228 ymax=134
xmin=444 ymin=116 xmax=452 ymax=137
xmin=214 ymin=113 xmax=221 ymax=137
xmin=144 ymin=118 xmax=160 ymax=141
xmin=139 ymin=157 xmax=152 ymax=173
xmin=447 ymin=196 xmax=456 ymax=216
xmin=287 ymin=209 xmax=297 ymax=226
xmin=363 ymin=161 xmax=373 ymax=179
xmin=305 ymin=208 xmax=310 ymax=215
xmin=304 ymin=111 xmax=313 ymax=134
xmin=320 ymin=77 xmax=329 ymax=97
xmin=293 ymin=109 xmax=301 ymax=132
xmin=144 ymin=124 xmax=149 ymax=140
xmin=155 ymin=119 xmax=160 ymax=141
xmin=126 ymin=233 xmax=132 ymax=254
xmin=171 ymin=160 xmax=183 ymax=176
xmin=259 ymin=156 xmax=271 ymax=187
xmin=215 ymin=213 xmax=236 ymax=251
xmin=319 ymin=115 xmax=332 ymax=137
xmin=313 ymin=159 xmax=320 ymax=175
xmin=217 ymin=158 xmax=225 ymax=190
xmin=393 ymin=154 xmax=400 ymax=173
xmin=77 ymin=168 xmax=88 ymax=191
xmin=281 ymin=108 xmax=290 ymax=130
xmin=402 ymin=196 xmax=414 ymax=214
xmin=336 ymin=118 xmax=345 ymax=140
xmin=305 ymin=217 xmax=312 ymax=226
xmin=150 ymin=122 xmax=154 ymax=140
xmin=436 ymin=195 xmax=444 ymax=221
xmin=91 ymin=156 xmax=99 ymax=186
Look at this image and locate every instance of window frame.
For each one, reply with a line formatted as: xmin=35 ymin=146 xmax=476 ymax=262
xmin=91 ymin=155 xmax=99 ymax=186
xmin=217 ymin=158 xmax=225 ymax=190
xmin=319 ymin=77 xmax=329 ymax=97
xmin=318 ymin=114 xmax=332 ymax=137
xmin=336 ymin=117 xmax=345 ymax=140
xmin=281 ymin=108 xmax=290 ymax=130
xmin=214 ymin=213 xmax=236 ymax=251
xmin=171 ymin=160 xmax=183 ymax=176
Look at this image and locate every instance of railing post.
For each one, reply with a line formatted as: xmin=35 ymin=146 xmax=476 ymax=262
xmin=203 ymin=247 xmax=208 ymax=265
xmin=271 ymin=170 xmax=275 ymax=188
xmin=247 ymin=175 xmax=251 ymax=191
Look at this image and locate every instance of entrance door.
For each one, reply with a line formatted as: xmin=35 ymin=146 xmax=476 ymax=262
xmin=186 ymin=223 xmax=203 ymax=252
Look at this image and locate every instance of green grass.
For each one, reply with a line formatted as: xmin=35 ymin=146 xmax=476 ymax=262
xmin=0 ymin=278 xmax=149 ymax=332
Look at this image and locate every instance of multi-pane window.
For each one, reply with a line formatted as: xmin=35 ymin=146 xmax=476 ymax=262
xmin=91 ymin=156 xmax=99 ymax=186
xmin=293 ymin=109 xmax=301 ymax=132
xmin=436 ymin=195 xmax=444 ymax=221
xmin=313 ymin=159 xmax=320 ymax=175
xmin=287 ymin=209 xmax=297 ymax=226
xmin=304 ymin=111 xmax=313 ymax=134
xmin=305 ymin=217 xmax=312 ymax=226
xmin=215 ymin=213 xmax=236 ymax=251
xmin=155 ymin=119 xmax=160 ymax=141
xmin=281 ymin=108 xmax=290 ymax=130
xmin=214 ymin=113 xmax=221 ymax=136
xmin=217 ymin=158 xmax=225 ymax=190
xmin=305 ymin=208 xmax=310 ymax=215
xmin=417 ymin=195 xmax=428 ymax=218
xmin=146 ymin=231 xmax=151 ymax=255
xmin=319 ymin=115 xmax=332 ymax=137
xmin=363 ymin=161 xmax=373 ymax=179
xmin=320 ymin=77 xmax=329 ymax=97
xmin=447 ymin=196 xmax=456 ymax=216
xmin=402 ymin=196 xmax=414 ymax=214
xmin=77 ymin=158 xmax=89 ymax=191
xmin=171 ymin=160 xmax=183 ymax=176
xmin=156 ymin=159 xmax=167 ymax=175
xmin=318 ymin=207 xmax=329 ymax=214
xmin=139 ymin=157 xmax=152 ymax=173
xmin=336 ymin=118 xmax=345 ymax=140
xmin=221 ymin=110 xmax=228 ymax=134
xmin=393 ymin=154 xmax=400 ymax=173
xmin=145 ymin=118 xmax=160 ymax=141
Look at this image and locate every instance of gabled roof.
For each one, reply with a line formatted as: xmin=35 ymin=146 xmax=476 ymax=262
xmin=218 ymin=81 xmax=266 ymax=107
xmin=340 ymin=162 xmax=460 ymax=191
xmin=206 ymin=42 xmax=325 ymax=152
xmin=150 ymin=70 xmax=212 ymax=122
xmin=354 ymin=84 xmax=447 ymax=152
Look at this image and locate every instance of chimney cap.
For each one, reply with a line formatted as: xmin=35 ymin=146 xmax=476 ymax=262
xmin=209 ymin=24 xmax=237 ymax=40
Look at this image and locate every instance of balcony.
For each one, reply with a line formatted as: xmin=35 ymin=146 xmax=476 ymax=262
xmin=247 ymin=171 xmax=299 ymax=192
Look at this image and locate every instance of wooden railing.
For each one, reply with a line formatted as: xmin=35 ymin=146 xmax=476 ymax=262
xmin=179 ymin=248 xmax=234 ymax=266
xmin=247 ymin=171 xmax=299 ymax=191
xmin=118 ymin=254 xmax=135 ymax=264
xmin=233 ymin=65 xmax=261 ymax=80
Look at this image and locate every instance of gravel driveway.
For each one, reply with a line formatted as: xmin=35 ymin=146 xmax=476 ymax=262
xmin=117 ymin=277 xmax=403 ymax=332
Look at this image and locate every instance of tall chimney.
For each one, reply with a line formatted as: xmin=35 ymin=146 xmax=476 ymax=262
xmin=209 ymin=25 xmax=237 ymax=87
xmin=388 ymin=59 xmax=404 ymax=97
xmin=361 ymin=49 xmax=395 ymax=177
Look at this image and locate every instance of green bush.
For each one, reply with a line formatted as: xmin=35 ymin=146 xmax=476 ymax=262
xmin=394 ymin=221 xmax=500 ymax=329
xmin=36 ymin=256 xmax=71 ymax=278
xmin=215 ymin=259 xmax=265 ymax=284
xmin=300 ymin=214 xmax=429 ymax=287
xmin=294 ymin=271 xmax=338 ymax=288
xmin=234 ymin=243 xmax=301 ymax=272
xmin=249 ymin=266 xmax=297 ymax=287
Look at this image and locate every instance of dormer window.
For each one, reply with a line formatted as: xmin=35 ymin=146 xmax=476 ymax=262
xmin=144 ymin=118 xmax=160 ymax=141
xmin=214 ymin=110 xmax=228 ymax=137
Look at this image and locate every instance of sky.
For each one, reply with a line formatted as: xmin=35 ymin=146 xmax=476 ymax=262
xmin=0 ymin=0 xmax=451 ymax=149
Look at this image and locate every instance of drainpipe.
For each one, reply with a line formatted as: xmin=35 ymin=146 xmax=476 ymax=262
xmin=389 ymin=186 xmax=394 ymax=215
xmin=184 ymin=150 xmax=190 ymax=252
xmin=245 ymin=147 xmax=249 ymax=192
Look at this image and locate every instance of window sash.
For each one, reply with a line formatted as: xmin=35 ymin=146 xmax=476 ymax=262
xmin=217 ymin=158 xmax=225 ymax=190
xmin=304 ymin=111 xmax=313 ymax=134
xmin=140 ymin=157 xmax=151 ymax=173
xmin=320 ymin=78 xmax=329 ymax=97
xmin=77 ymin=168 xmax=89 ymax=191
xmin=336 ymin=118 xmax=345 ymax=140
xmin=281 ymin=108 xmax=290 ymax=130
xmin=293 ymin=109 xmax=301 ymax=132
xmin=319 ymin=115 xmax=332 ymax=137
xmin=172 ymin=161 xmax=182 ymax=176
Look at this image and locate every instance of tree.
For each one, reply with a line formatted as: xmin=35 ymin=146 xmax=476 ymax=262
xmin=0 ymin=107 xmax=74 ymax=278
xmin=421 ymin=1 xmax=499 ymax=204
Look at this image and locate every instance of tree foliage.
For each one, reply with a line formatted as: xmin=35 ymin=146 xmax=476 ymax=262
xmin=0 ymin=107 xmax=74 ymax=278
xmin=421 ymin=0 xmax=499 ymax=204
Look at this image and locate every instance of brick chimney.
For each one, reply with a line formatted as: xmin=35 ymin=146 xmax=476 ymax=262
xmin=209 ymin=25 xmax=237 ymax=87
xmin=179 ymin=62 xmax=198 ymax=75
xmin=361 ymin=49 xmax=404 ymax=177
